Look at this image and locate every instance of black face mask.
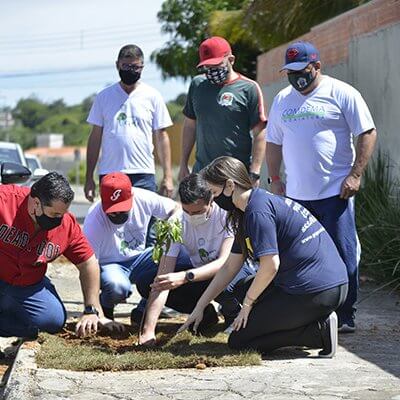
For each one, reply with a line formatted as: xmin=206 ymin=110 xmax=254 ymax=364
xmin=119 ymin=69 xmax=141 ymax=85
xmin=107 ymin=212 xmax=129 ymax=225
xmin=35 ymin=204 xmax=63 ymax=231
xmin=213 ymin=183 xmax=236 ymax=211
xmin=288 ymin=69 xmax=316 ymax=92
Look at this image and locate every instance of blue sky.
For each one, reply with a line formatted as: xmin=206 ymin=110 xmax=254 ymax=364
xmin=0 ymin=0 xmax=189 ymax=108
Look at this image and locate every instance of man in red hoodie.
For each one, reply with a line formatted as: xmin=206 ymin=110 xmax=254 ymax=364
xmin=0 ymin=171 xmax=116 ymax=338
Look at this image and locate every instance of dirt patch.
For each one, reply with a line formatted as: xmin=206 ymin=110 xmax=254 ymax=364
xmin=36 ymin=320 xmax=261 ymax=371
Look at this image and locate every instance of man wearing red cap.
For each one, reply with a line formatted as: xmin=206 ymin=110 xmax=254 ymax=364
xmin=83 ymin=172 xmax=189 ymax=322
xmin=178 ymin=36 xmax=267 ymax=185
xmin=266 ymin=41 xmax=377 ymax=333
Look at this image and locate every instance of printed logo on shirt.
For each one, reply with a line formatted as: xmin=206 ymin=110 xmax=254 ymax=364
xmin=284 ymin=198 xmax=324 ymax=244
xmin=281 ymin=105 xmax=326 ymax=122
xmin=116 ymin=111 xmax=139 ymax=127
xmin=198 ymin=248 xmax=216 ymax=263
xmin=218 ymin=92 xmax=235 ymax=107
xmin=110 ymin=189 xmax=122 ymax=201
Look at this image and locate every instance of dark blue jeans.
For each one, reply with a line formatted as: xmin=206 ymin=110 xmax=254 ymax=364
xmin=0 ymin=277 xmax=67 ymax=338
xmin=294 ymin=195 xmax=359 ymax=323
xmin=99 ymin=173 xmax=157 ymax=246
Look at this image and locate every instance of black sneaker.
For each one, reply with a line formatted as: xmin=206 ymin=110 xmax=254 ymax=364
xmin=130 ymin=307 xmax=144 ymax=326
xmin=338 ymin=319 xmax=356 ymax=333
xmin=318 ymin=312 xmax=338 ymax=358
xmin=102 ymin=306 xmax=114 ymax=320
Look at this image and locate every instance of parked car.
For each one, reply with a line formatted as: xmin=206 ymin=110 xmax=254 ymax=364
xmin=0 ymin=141 xmax=28 ymax=167
xmin=0 ymin=142 xmax=47 ymax=185
xmin=24 ymin=153 xmax=48 ymax=183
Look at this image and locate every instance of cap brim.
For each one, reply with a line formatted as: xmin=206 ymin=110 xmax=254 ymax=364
xmin=197 ymin=56 xmax=225 ymax=68
xmin=104 ymin=197 xmax=132 ymax=214
xmin=280 ymin=61 xmax=310 ymax=71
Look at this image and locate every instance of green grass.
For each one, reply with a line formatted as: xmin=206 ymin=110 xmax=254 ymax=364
xmin=36 ymin=321 xmax=261 ymax=371
xmin=356 ymin=152 xmax=400 ymax=285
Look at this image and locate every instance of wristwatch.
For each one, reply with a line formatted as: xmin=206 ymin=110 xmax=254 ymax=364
xmin=267 ymin=175 xmax=281 ymax=184
xmin=185 ymin=270 xmax=195 ymax=283
xmin=249 ymin=172 xmax=261 ymax=181
xmin=83 ymin=305 xmax=99 ymax=316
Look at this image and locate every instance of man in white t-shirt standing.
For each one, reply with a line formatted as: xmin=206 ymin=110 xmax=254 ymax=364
xmin=136 ymin=173 xmax=257 ymax=345
xmin=84 ymin=44 xmax=174 ymax=200
xmin=83 ymin=172 xmax=189 ymax=322
xmin=266 ymin=41 xmax=377 ymax=333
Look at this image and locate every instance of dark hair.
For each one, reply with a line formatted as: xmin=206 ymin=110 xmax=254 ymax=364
xmin=30 ymin=172 xmax=74 ymax=206
xmin=179 ymin=173 xmax=212 ymax=205
xmin=202 ymin=156 xmax=253 ymax=258
xmin=117 ymin=44 xmax=144 ymax=61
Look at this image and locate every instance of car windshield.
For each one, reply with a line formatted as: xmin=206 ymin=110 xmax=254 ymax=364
xmin=0 ymin=148 xmax=22 ymax=164
xmin=26 ymin=157 xmax=40 ymax=171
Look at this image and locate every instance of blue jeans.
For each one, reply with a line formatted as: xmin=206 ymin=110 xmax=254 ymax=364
xmin=295 ymin=195 xmax=358 ymax=323
xmin=136 ymin=255 xmax=258 ymax=324
xmin=0 ymin=277 xmax=66 ymax=338
xmin=100 ymin=248 xmax=192 ymax=311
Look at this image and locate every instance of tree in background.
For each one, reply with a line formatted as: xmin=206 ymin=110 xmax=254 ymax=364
xmin=153 ymin=0 xmax=369 ymax=80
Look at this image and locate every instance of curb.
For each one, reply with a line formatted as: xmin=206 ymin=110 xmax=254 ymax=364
xmin=3 ymin=341 xmax=39 ymax=400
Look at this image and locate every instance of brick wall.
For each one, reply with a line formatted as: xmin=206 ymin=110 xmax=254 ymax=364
xmin=257 ymin=0 xmax=400 ymax=85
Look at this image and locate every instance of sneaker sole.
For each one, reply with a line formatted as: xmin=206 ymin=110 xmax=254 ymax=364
xmin=319 ymin=312 xmax=338 ymax=358
xmin=338 ymin=324 xmax=355 ymax=334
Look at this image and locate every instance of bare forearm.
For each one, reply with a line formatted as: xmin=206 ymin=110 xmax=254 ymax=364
xmin=195 ymin=253 xmax=244 ymax=309
xmin=266 ymin=142 xmax=283 ymax=176
xmin=245 ymin=255 xmax=279 ymax=303
xmin=250 ymin=131 xmax=266 ymax=174
xmin=86 ymin=126 xmax=102 ymax=179
xmin=351 ymin=129 xmax=377 ymax=178
xmin=77 ymin=256 xmax=103 ymax=316
xmin=180 ymin=118 xmax=196 ymax=166
xmin=155 ymin=130 xmax=173 ymax=179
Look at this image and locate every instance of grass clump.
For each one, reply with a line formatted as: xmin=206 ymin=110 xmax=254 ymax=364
xmin=36 ymin=321 xmax=260 ymax=371
xmin=356 ymin=152 xmax=400 ymax=286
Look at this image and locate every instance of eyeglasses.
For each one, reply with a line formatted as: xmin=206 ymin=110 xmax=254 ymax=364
xmin=120 ymin=63 xmax=144 ymax=72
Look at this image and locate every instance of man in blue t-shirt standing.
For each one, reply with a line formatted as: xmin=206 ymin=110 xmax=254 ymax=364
xmin=266 ymin=41 xmax=377 ymax=332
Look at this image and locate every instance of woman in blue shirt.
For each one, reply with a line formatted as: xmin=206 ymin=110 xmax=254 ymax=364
xmin=179 ymin=156 xmax=348 ymax=357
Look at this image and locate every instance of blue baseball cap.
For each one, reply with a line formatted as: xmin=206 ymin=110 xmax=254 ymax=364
xmin=281 ymin=41 xmax=320 ymax=71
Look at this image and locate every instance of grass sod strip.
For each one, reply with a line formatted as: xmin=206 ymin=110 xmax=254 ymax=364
xmin=36 ymin=321 xmax=261 ymax=371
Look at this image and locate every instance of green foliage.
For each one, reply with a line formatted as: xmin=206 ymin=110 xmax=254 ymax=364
xmin=152 ymin=219 xmax=183 ymax=264
xmin=154 ymin=0 xmax=368 ymax=80
xmin=6 ymin=94 xmax=95 ymax=149
xmin=151 ymin=0 xmax=253 ymax=79
xmin=356 ymin=152 xmax=400 ymax=284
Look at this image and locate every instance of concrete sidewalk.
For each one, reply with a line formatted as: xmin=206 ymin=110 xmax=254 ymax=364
xmin=2 ymin=262 xmax=400 ymax=400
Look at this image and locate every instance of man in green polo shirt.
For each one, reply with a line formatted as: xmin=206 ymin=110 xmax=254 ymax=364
xmin=178 ymin=36 xmax=267 ymax=185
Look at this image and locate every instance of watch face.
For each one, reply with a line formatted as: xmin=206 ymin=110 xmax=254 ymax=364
xmin=84 ymin=305 xmax=98 ymax=315
xmin=186 ymin=271 xmax=195 ymax=282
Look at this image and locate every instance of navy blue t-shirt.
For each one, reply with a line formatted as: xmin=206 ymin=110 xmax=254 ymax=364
xmin=242 ymin=188 xmax=348 ymax=294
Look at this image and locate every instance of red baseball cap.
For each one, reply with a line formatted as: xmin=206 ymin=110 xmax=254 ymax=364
xmin=100 ymin=172 xmax=133 ymax=214
xmin=197 ymin=36 xmax=232 ymax=68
